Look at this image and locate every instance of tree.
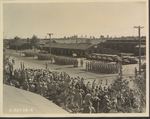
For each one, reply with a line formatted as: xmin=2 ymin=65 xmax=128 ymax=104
xmin=30 ymin=35 xmax=39 ymax=48
xmin=9 ymin=36 xmax=21 ymax=50
xmin=100 ymin=35 xmax=104 ymax=38
xmin=14 ymin=36 xmax=20 ymax=40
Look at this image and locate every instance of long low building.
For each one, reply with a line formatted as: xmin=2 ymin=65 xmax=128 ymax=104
xmin=5 ymin=36 xmax=146 ymax=57
xmin=3 ymin=85 xmax=68 ymax=115
xmin=98 ymin=37 xmax=146 ymax=55
xmin=41 ymin=43 xmax=94 ymax=57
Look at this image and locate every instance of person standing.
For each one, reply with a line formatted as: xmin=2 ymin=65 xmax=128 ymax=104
xmin=80 ymin=59 xmax=83 ymax=67
xmin=45 ymin=62 xmax=48 ymax=69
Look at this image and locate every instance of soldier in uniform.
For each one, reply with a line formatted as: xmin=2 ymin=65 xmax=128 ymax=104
xmin=75 ymin=59 xmax=78 ymax=67
xmin=86 ymin=61 xmax=88 ymax=71
xmin=96 ymin=62 xmax=99 ymax=73
xmin=98 ymin=62 xmax=102 ymax=73
xmin=80 ymin=59 xmax=83 ymax=67
xmin=94 ymin=62 xmax=97 ymax=73
xmin=135 ymin=67 xmax=137 ymax=77
xmin=115 ymin=63 xmax=119 ymax=73
xmin=91 ymin=61 xmax=94 ymax=72
xmin=45 ymin=62 xmax=48 ymax=69
xmin=101 ymin=62 xmax=104 ymax=73
xmin=87 ymin=61 xmax=89 ymax=71
xmin=105 ymin=63 xmax=108 ymax=74
xmin=89 ymin=61 xmax=92 ymax=71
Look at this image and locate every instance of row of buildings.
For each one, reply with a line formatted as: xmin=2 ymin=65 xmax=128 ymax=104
xmin=4 ymin=36 xmax=146 ymax=57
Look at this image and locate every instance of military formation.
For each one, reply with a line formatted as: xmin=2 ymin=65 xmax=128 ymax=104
xmin=22 ymin=51 xmax=121 ymax=74
xmin=37 ymin=53 xmax=54 ymax=61
xmin=35 ymin=53 xmax=79 ymax=67
xmin=54 ymin=56 xmax=78 ymax=67
xmin=86 ymin=61 xmax=120 ymax=74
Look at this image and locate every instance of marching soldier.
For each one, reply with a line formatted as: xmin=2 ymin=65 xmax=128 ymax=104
xmin=80 ymin=59 xmax=83 ymax=67
xmin=86 ymin=61 xmax=88 ymax=71
xmin=87 ymin=62 xmax=89 ymax=71
xmin=45 ymin=62 xmax=48 ymax=69
xmin=98 ymin=62 xmax=101 ymax=73
xmin=135 ymin=67 xmax=137 ymax=77
xmin=89 ymin=61 xmax=92 ymax=71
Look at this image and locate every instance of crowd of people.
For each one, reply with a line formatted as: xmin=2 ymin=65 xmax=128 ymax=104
xmin=32 ymin=53 xmax=79 ymax=67
xmin=86 ymin=61 xmax=120 ymax=74
xmin=37 ymin=53 xmax=54 ymax=61
xmin=4 ymin=56 xmax=145 ymax=113
xmin=23 ymin=51 xmax=120 ymax=74
xmin=54 ymin=56 xmax=78 ymax=67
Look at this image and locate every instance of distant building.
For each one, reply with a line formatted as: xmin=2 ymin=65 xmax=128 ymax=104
xmin=99 ymin=36 xmax=146 ymax=55
xmin=41 ymin=43 xmax=94 ymax=57
xmin=4 ymin=36 xmax=146 ymax=56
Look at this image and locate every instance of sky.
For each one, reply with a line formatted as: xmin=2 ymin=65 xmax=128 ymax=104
xmin=3 ymin=1 xmax=147 ymax=39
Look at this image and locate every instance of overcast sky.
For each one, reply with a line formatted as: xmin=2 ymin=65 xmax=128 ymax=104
xmin=3 ymin=1 xmax=147 ymax=38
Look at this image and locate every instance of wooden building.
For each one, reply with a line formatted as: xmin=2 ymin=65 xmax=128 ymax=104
xmin=95 ymin=36 xmax=146 ymax=56
xmin=5 ymin=36 xmax=146 ymax=57
xmin=41 ymin=43 xmax=94 ymax=57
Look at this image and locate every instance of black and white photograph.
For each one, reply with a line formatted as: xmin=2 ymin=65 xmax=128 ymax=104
xmin=1 ymin=0 xmax=149 ymax=117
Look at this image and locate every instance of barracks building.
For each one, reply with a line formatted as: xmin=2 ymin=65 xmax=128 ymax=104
xmin=40 ymin=43 xmax=94 ymax=57
xmin=5 ymin=36 xmax=146 ymax=57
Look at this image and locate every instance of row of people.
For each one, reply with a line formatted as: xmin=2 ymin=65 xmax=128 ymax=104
xmin=86 ymin=61 xmax=120 ymax=74
xmin=54 ymin=56 xmax=78 ymax=67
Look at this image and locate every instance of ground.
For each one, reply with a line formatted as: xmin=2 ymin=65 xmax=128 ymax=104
xmin=4 ymin=49 xmax=142 ymax=89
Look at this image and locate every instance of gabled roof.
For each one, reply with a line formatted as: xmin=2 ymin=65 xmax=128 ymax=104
xmin=43 ymin=43 xmax=94 ymax=50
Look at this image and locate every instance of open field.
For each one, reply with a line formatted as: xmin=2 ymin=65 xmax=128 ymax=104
xmin=4 ymin=49 xmax=140 ymax=89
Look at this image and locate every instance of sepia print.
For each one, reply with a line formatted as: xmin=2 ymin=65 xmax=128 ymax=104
xmin=1 ymin=0 xmax=149 ymax=117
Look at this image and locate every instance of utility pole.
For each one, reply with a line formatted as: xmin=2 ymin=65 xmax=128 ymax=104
xmin=134 ymin=26 xmax=144 ymax=75
xmin=47 ymin=33 xmax=53 ymax=54
xmin=118 ymin=53 xmax=123 ymax=80
xmin=47 ymin=33 xmax=53 ymax=40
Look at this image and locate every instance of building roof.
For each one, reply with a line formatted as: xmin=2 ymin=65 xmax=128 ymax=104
xmin=37 ymin=39 xmax=57 ymax=45
xmin=105 ymin=36 xmax=146 ymax=41
xmin=43 ymin=43 xmax=94 ymax=50
xmin=53 ymin=38 xmax=105 ymax=44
